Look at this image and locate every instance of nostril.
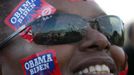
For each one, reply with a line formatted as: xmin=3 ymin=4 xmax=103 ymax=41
xmin=105 ymin=44 xmax=111 ymax=50
xmin=88 ymin=44 xmax=99 ymax=49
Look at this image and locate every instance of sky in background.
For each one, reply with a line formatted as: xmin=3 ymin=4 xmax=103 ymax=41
xmin=95 ymin=0 xmax=134 ymax=25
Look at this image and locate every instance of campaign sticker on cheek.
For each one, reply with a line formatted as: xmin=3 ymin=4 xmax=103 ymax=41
xmin=20 ymin=50 xmax=61 ymax=75
xmin=4 ymin=0 xmax=56 ymax=42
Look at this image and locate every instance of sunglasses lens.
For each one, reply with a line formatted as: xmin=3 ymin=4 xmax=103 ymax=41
xmin=96 ymin=16 xmax=124 ymax=46
xmin=31 ymin=12 xmax=89 ymax=45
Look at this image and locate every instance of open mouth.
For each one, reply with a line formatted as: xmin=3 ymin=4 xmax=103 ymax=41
xmin=72 ymin=59 xmax=117 ymax=75
xmin=74 ymin=64 xmax=114 ymax=75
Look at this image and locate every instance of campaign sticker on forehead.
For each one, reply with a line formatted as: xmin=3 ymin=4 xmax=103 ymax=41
xmin=4 ymin=0 xmax=56 ymax=42
xmin=20 ymin=50 xmax=61 ymax=75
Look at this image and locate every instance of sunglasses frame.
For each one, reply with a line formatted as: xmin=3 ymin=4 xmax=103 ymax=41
xmin=0 ymin=14 xmax=124 ymax=50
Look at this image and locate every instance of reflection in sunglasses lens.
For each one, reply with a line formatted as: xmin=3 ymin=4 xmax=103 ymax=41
xmin=31 ymin=12 xmax=88 ymax=45
xmin=97 ymin=16 xmax=124 ymax=46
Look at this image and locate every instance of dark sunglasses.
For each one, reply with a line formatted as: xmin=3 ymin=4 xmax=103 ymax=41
xmin=0 ymin=12 xmax=124 ymax=50
xmin=89 ymin=15 xmax=124 ymax=46
xmin=31 ymin=12 xmax=124 ymax=46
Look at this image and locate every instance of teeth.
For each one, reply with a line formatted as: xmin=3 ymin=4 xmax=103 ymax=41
xmin=102 ymin=64 xmax=110 ymax=73
xmin=95 ymin=65 xmax=101 ymax=72
xmin=89 ymin=66 xmax=95 ymax=72
xmin=77 ymin=64 xmax=111 ymax=75
xmin=82 ymin=68 xmax=89 ymax=73
xmin=78 ymin=71 xmax=82 ymax=75
xmin=93 ymin=71 xmax=97 ymax=74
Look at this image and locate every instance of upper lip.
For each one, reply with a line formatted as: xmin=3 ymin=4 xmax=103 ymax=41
xmin=71 ymin=57 xmax=117 ymax=74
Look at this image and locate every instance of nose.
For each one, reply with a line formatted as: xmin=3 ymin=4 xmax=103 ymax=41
xmin=79 ymin=28 xmax=111 ymax=51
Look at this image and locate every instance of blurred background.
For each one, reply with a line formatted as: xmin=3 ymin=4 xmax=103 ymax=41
xmin=95 ymin=0 xmax=134 ymax=27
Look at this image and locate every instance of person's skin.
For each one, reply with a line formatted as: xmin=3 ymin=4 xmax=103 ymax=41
xmin=0 ymin=0 xmax=126 ymax=75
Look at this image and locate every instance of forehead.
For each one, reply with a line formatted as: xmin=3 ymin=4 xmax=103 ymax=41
xmin=47 ymin=0 xmax=106 ymax=18
xmin=0 ymin=0 xmax=105 ymax=20
xmin=0 ymin=0 xmax=105 ymax=36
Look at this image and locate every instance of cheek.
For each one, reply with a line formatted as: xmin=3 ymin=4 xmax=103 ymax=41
xmin=109 ymin=46 xmax=125 ymax=68
xmin=47 ymin=45 xmax=76 ymax=68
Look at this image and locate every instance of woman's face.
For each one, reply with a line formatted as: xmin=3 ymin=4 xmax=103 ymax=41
xmin=0 ymin=0 xmax=125 ymax=75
